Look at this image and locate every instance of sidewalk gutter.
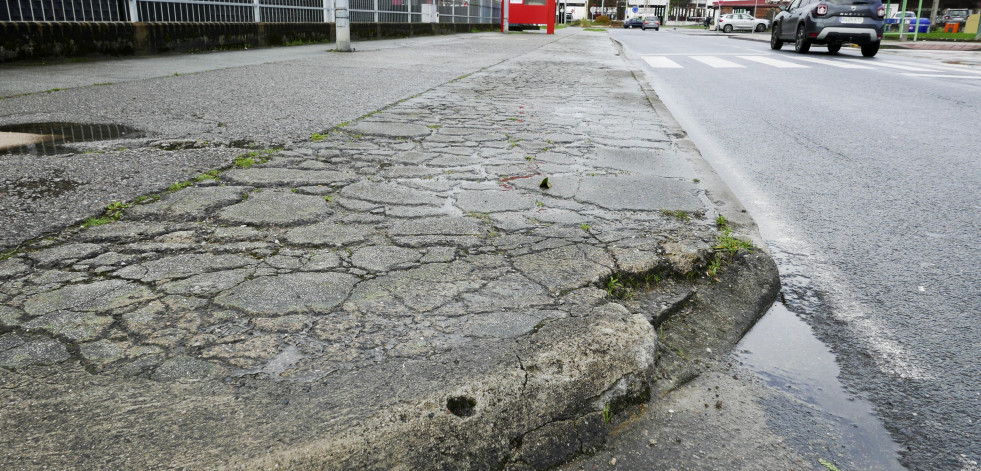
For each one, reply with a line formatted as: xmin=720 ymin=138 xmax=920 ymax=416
xmin=0 ymin=30 xmax=777 ymax=469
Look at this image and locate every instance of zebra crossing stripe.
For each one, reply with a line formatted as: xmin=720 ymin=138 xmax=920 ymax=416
xmin=782 ymin=56 xmax=872 ymax=69
xmin=863 ymin=61 xmax=938 ymax=72
xmin=643 ymin=56 xmax=682 ymax=68
xmin=690 ymin=56 xmax=745 ymax=68
xmin=902 ymin=73 xmax=981 ymax=79
xmin=737 ymin=56 xmax=809 ymax=68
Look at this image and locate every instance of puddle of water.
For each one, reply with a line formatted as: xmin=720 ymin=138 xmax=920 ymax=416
xmin=0 ymin=122 xmax=145 ymax=156
xmin=737 ymin=302 xmax=904 ymax=470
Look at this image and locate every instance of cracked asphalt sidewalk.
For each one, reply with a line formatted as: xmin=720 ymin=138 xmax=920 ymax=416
xmin=0 ymin=30 xmax=777 ymax=469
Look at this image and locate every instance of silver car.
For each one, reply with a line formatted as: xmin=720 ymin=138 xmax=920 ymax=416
xmin=717 ymin=13 xmax=771 ymax=32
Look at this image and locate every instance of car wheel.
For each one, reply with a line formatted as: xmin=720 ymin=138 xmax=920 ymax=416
xmin=794 ymin=24 xmax=811 ymax=54
xmin=756 ymin=23 xmax=766 ymax=32
xmin=861 ymin=41 xmax=880 ymax=57
xmin=827 ymin=42 xmax=841 ymax=54
xmin=723 ymin=24 xmax=733 ymax=33
xmin=654 ymin=27 xmax=659 ymax=31
xmin=770 ymin=24 xmax=784 ymax=50
xmin=642 ymin=26 xmax=647 ymax=30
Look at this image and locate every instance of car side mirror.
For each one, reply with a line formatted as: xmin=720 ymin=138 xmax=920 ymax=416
xmin=779 ymin=4 xmax=788 ymax=11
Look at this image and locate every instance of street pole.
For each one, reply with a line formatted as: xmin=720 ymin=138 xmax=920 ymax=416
xmin=335 ymin=0 xmax=352 ymax=51
xmin=913 ymin=0 xmax=924 ymax=41
xmin=898 ymin=0 xmax=908 ymax=40
xmin=503 ymin=0 xmax=510 ymax=32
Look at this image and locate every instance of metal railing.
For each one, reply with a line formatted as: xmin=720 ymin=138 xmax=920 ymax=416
xmin=1 ymin=0 xmax=499 ymax=23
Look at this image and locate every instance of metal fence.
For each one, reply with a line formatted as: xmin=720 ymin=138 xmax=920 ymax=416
xmin=1 ymin=0 xmax=500 ymax=23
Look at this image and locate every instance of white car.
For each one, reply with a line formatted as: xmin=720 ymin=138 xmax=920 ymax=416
xmin=717 ymin=13 xmax=770 ymax=33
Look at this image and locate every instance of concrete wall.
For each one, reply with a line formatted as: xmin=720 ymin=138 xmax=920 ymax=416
xmin=0 ymin=22 xmax=497 ymax=63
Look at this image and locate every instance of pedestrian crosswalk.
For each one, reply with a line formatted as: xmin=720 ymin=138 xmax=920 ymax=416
xmin=640 ymin=53 xmax=981 ymax=78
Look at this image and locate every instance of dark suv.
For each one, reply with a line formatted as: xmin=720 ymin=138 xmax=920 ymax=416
xmin=936 ymin=8 xmax=970 ymax=29
xmin=770 ymin=0 xmax=886 ymax=57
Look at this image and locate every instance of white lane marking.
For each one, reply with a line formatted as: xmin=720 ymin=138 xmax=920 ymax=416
xmin=690 ymin=56 xmax=745 ymax=68
xmin=643 ymin=56 xmax=683 ymax=68
xmin=784 ymin=56 xmax=872 ymax=69
xmin=902 ymin=73 xmax=981 ymax=79
xmin=738 ymin=55 xmax=809 ymax=68
xmin=863 ymin=61 xmax=940 ymax=72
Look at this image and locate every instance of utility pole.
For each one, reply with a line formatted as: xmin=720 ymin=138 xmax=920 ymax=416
xmin=335 ymin=0 xmax=352 ymax=51
xmin=913 ymin=0 xmax=923 ymax=40
xmin=503 ymin=0 xmax=510 ymax=32
xmin=898 ymin=0 xmax=908 ymax=40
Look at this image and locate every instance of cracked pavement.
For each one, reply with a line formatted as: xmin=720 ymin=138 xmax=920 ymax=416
xmin=0 ymin=30 xmax=776 ymax=469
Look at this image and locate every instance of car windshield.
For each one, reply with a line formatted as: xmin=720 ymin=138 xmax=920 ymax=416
xmin=949 ymin=9 xmax=967 ymax=16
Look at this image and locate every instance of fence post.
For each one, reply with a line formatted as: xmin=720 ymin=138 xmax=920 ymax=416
xmin=374 ymin=0 xmax=379 ymax=21
xmin=325 ymin=0 xmax=333 ymax=21
xmin=128 ymin=0 xmax=139 ymax=21
xmin=254 ymin=0 xmax=261 ymax=22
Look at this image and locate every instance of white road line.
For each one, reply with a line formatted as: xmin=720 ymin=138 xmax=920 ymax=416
xmin=690 ymin=56 xmax=745 ymax=68
xmin=863 ymin=61 xmax=941 ymax=72
xmin=902 ymin=73 xmax=981 ymax=79
xmin=643 ymin=56 xmax=683 ymax=68
xmin=738 ymin=55 xmax=809 ymax=68
xmin=783 ymin=56 xmax=872 ymax=69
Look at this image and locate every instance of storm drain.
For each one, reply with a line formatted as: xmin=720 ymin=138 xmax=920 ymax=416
xmin=0 ymin=122 xmax=145 ymax=156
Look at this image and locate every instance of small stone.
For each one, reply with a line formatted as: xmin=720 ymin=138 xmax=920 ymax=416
xmin=649 ymin=439 xmax=657 ymax=446
xmin=609 ymin=457 xmax=617 ymax=466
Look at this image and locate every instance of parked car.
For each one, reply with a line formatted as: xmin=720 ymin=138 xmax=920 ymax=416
xmin=643 ymin=16 xmax=660 ymax=30
xmin=884 ymin=10 xmax=916 ymax=30
xmin=771 ymin=0 xmax=885 ymax=57
xmin=623 ymin=17 xmax=644 ymax=28
xmin=717 ymin=13 xmax=770 ymax=32
xmin=936 ymin=8 xmax=969 ymax=28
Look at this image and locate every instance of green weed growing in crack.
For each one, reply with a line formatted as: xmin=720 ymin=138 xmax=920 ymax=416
xmin=311 ymin=133 xmax=327 ymax=142
xmin=818 ymin=459 xmax=842 ymax=471
xmin=603 ymin=403 xmax=613 ymax=423
xmin=427 ymin=124 xmax=441 ymax=129
xmin=193 ymin=170 xmax=220 ymax=182
xmin=706 ymin=253 xmax=724 ymax=278
xmin=605 ymin=276 xmax=623 ymax=298
xmin=465 ymin=211 xmax=492 ymax=224
xmin=0 ymin=248 xmax=19 ymax=261
xmin=662 ymin=209 xmax=690 ymax=222
xmin=580 ymin=223 xmax=591 ymax=232
xmin=714 ymin=233 xmax=753 ymax=255
xmin=82 ymin=201 xmax=131 ymax=228
xmin=324 ymin=195 xmax=335 ymax=202
xmin=167 ymin=180 xmax=193 ymax=193
xmin=234 ymin=148 xmax=278 ymax=169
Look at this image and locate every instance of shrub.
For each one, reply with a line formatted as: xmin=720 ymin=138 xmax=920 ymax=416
xmin=595 ymin=15 xmax=611 ymax=24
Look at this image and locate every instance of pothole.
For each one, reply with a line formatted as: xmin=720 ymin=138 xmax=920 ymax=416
xmin=0 ymin=122 xmax=145 ymax=156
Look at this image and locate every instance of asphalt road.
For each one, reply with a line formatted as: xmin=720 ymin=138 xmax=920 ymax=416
xmin=0 ymin=33 xmax=560 ymax=250
xmin=612 ymin=28 xmax=980 ymax=470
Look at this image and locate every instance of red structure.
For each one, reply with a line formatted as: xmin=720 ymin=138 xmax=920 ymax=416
xmin=503 ymin=0 xmax=557 ymax=34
